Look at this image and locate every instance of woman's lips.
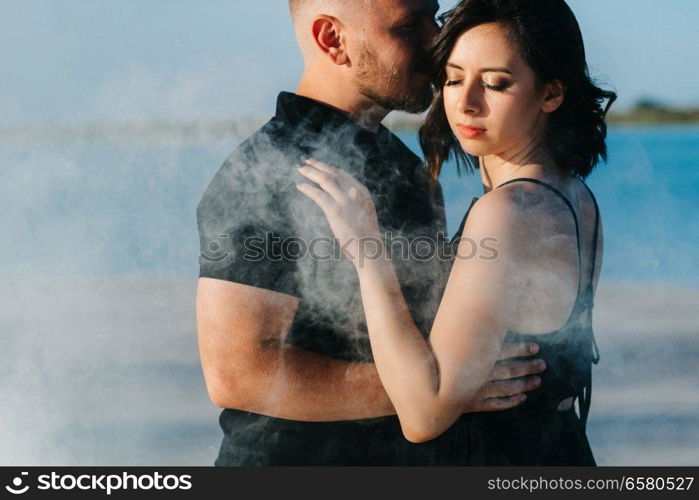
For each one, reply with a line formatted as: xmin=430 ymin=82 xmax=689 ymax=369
xmin=457 ymin=124 xmax=487 ymax=139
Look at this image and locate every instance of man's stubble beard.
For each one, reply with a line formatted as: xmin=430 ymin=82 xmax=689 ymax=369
xmin=355 ymin=41 xmax=434 ymax=114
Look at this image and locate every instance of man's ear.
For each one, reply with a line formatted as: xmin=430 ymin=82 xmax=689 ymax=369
xmin=311 ymin=15 xmax=349 ymax=65
xmin=541 ymin=80 xmax=565 ymax=114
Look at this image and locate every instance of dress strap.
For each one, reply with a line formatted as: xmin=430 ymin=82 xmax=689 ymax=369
xmin=573 ymin=180 xmax=602 ymax=430
xmin=452 ymin=197 xmax=479 ymax=245
xmin=577 ymin=180 xmax=601 ymax=290
xmin=577 ymin=180 xmax=601 ymax=365
xmin=496 ymin=178 xmax=583 ymax=299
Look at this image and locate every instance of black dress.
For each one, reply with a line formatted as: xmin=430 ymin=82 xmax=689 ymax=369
xmin=439 ymin=177 xmax=601 ymax=466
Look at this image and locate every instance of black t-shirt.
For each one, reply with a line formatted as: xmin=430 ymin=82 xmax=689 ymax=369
xmin=197 ymin=92 xmax=450 ymax=465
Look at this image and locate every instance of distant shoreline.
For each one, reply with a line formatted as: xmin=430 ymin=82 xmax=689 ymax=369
xmin=607 ymin=107 xmax=699 ymax=126
xmin=384 ymin=106 xmax=699 ymax=131
xmin=2 ymin=108 xmax=699 ymax=144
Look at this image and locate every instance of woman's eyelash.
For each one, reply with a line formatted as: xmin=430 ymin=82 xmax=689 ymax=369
xmin=483 ymin=82 xmax=509 ymax=92
xmin=444 ymin=79 xmax=510 ymax=92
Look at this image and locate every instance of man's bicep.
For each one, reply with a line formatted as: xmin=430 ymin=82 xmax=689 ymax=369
xmin=197 ymin=278 xmax=299 ymax=355
xmin=196 ymin=278 xmax=300 ymax=406
xmin=198 ymin=211 xmax=301 ymax=297
xmin=196 ymin=153 xmax=301 ymax=297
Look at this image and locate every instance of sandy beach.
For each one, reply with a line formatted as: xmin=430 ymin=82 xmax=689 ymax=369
xmin=1 ymin=275 xmax=697 ymax=465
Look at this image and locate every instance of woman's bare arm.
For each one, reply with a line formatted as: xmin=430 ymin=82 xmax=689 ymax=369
xmin=298 ymin=160 xmax=528 ymax=441
xmin=355 ymin=192 xmax=522 ymax=441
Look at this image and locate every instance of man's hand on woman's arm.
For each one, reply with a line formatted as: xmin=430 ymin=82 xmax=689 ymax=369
xmin=465 ymin=341 xmax=544 ymax=412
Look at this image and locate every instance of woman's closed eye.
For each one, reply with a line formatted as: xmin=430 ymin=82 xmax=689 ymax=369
xmin=444 ymin=79 xmax=512 ymax=92
xmin=482 ymin=80 xmax=511 ymax=92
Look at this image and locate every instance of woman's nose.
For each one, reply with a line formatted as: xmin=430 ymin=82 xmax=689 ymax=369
xmin=457 ymin=82 xmax=483 ymax=114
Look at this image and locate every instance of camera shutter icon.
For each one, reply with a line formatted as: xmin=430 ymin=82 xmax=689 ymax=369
xmin=5 ymin=472 xmax=30 ymax=495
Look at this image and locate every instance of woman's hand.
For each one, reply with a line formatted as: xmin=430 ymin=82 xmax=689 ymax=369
xmin=296 ymin=158 xmax=383 ymax=268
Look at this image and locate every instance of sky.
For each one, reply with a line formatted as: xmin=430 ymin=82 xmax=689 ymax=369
xmin=1 ymin=0 xmax=698 ymax=127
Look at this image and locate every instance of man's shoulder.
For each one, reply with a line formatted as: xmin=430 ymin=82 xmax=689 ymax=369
xmin=220 ymin=117 xmax=291 ymax=175
xmin=199 ymin=118 xmax=295 ymax=202
xmin=196 ymin=117 xmax=300 ymax=235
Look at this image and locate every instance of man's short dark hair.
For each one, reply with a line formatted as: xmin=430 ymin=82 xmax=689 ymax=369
xmin=288 ymin=0 xmax=303 ymax=18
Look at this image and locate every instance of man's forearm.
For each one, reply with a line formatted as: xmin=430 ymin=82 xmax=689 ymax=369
xmin=214 ymin=343 xmax=396 ymax=422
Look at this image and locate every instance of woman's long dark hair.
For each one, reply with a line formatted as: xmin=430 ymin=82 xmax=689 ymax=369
xmin=420 ymin=0 xmax=617 ymax=179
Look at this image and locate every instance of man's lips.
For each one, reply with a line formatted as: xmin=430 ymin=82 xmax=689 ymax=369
xmin=457 ymin=124 xmax=487 ymax=138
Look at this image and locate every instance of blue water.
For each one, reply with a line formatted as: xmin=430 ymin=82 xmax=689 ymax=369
xmin=1 ymin=125 xmax=697 ymax=286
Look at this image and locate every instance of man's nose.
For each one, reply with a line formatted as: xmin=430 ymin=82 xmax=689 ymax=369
xmin=427 ymin=17 xmax=439 ymax=37
xmin=422 ymin=19 xmax=439 ymax=49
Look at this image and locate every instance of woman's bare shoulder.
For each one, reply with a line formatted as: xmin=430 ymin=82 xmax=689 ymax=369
xmin=463 ymin=184 xmax=545 ymax=236
xmin=463 ymin=182 xmax=579 ymax=262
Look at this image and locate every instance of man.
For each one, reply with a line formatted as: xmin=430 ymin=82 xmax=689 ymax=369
xmin=196 ymin=0 xmax=544 ymax=466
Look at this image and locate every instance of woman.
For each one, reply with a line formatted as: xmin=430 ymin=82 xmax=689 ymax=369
xmin=296 ymin=0 xmax=615 ymax=465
